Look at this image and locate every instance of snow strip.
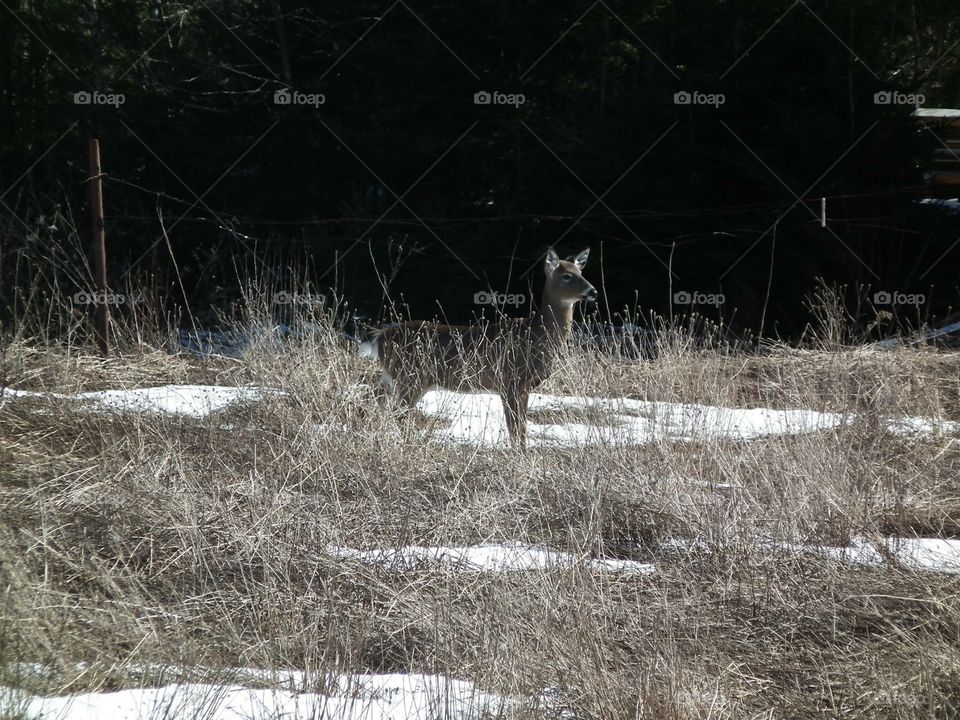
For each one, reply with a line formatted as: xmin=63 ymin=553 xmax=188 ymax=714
xmin=665 ymin=535 xmax=960 ymax=574
xmin=3 ymin=385 xmax=277 ymax=419
xmin=417 ymin=390 xmax=849 ymax=447
xmin=417 ymin=389 xmax=957 ymax=447
xmin=5 ymin=383 xmax=955 ymax=444
xmin=328 ymin=542 xmax=655 ymax=575
xmin=758 ymin=535 xmax=886 ymax=567
xmin=3 ymin=672 xmax=504 ymax=720
xmin=882 ymin=537 xmax=960 ymax=573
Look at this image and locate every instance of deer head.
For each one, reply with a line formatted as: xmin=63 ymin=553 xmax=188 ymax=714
xmin=543 ymin=247 xmax=598 ymax=306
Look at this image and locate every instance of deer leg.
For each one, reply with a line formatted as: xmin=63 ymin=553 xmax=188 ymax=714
xmin=390 ymin=373 xmax=426 ymax=416
xmin=501 ymin=388 xmax=530 ymax=449
xmin=369 ymin=369 xmax=397 ymax=404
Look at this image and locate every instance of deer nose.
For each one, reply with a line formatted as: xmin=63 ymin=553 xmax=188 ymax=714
xmin=584 ymin=286 xmax=598 ymax=301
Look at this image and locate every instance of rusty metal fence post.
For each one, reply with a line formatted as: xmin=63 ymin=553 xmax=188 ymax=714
xmin=88 ymin=139 xmax=109 ymax=357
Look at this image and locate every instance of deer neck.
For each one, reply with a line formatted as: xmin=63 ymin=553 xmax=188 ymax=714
xmin=534 ymin=288 xmax=575 ymax=347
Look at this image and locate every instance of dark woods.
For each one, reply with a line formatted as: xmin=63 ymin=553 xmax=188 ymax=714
xmin=1 ymin=0 xmax=959 ymax=338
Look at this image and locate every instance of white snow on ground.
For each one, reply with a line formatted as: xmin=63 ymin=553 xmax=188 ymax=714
xmin=416 ymin=389 xmax=957 ymax=447
xmin=883 ymin=537 xmax=960 ymax=573
xmin=883 ymin=415 xmax=958 ymax=436
xmin=328 ymin=542 xmax=655 ymax=575
xmin=4 ymin=672 xmax=505 ymax=720
xmin=4 ymin=383 xmax=955 ymax=575
xmin=5 ymin=383 xmax=955 ymax=443
xmin=760 ymin=535 xmax=886 ymax=567
xmin=416 ymin=390 xmax=847 ymax=447
xmin=666 ymin=535 xmax=960 ymax=574
xmin=3 ymin=385 xmax=277 ymax=418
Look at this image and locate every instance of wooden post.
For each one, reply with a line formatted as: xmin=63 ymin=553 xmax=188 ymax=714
xmin=88 ymin=139 xmax=109 ymax=357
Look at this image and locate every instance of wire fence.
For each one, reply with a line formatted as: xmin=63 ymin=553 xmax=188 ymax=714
xmin=1 ymin=159 xmax=954 ymax=349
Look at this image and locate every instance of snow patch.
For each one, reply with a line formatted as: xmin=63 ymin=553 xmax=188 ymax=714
xmin=664 ymin=534 xmax=960 ymax=574
xmin=4 ymin=672 xmax=505 ymax=720
xmin=413 ymin=390 xmax=956 ymax=447
xmin=882 ymin=537 xmax=960 ymax=573
xmin=3 ymin=385 xmax=278 ymax=419
xmin=5 ymin=383 xmax=955 ymax=445
xmin=328 ymin=542 xmax=655 ymax=575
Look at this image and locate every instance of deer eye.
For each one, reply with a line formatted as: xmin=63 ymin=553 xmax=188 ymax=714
xmin=562 ymin=272 xmax=572 ymax=281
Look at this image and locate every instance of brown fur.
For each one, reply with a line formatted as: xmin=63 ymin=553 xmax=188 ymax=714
xmin=367 ymin=248 xmax=597 ymax=447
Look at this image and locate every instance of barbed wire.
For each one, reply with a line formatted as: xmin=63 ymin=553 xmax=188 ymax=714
xmin=103 ymin=173 xmax=935 ymax=236
xmin=0 ymin=170 xmax=935 ymax=260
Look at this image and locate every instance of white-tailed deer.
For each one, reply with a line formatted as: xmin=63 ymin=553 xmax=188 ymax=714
xmin=359 ymin=247 xmax=597 ymax=447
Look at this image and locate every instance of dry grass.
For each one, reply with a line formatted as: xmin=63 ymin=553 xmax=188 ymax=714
xmin=1 ymin=302 xmax=960 ymax=719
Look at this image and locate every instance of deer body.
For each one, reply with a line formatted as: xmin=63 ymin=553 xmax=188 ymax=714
xmin=360 ymin=248 xmax=597 ymax=447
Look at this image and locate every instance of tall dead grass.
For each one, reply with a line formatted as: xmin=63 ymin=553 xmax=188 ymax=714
xmin=1 ymin=285 xmax=959 ymax=719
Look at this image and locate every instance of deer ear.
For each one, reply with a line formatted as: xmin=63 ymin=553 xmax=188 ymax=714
xmin=572 ymin=248 xmax=590 ymax=269
xmin=544 ymin=247 xmax=560 ymax=275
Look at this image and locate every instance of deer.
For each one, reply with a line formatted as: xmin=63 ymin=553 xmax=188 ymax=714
xmin=359 ymin=247 xmax=597 ymax=448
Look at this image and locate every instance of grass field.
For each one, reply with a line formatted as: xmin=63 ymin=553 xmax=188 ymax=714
xmin=2 ymin=308 xmax=959 ymax=718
